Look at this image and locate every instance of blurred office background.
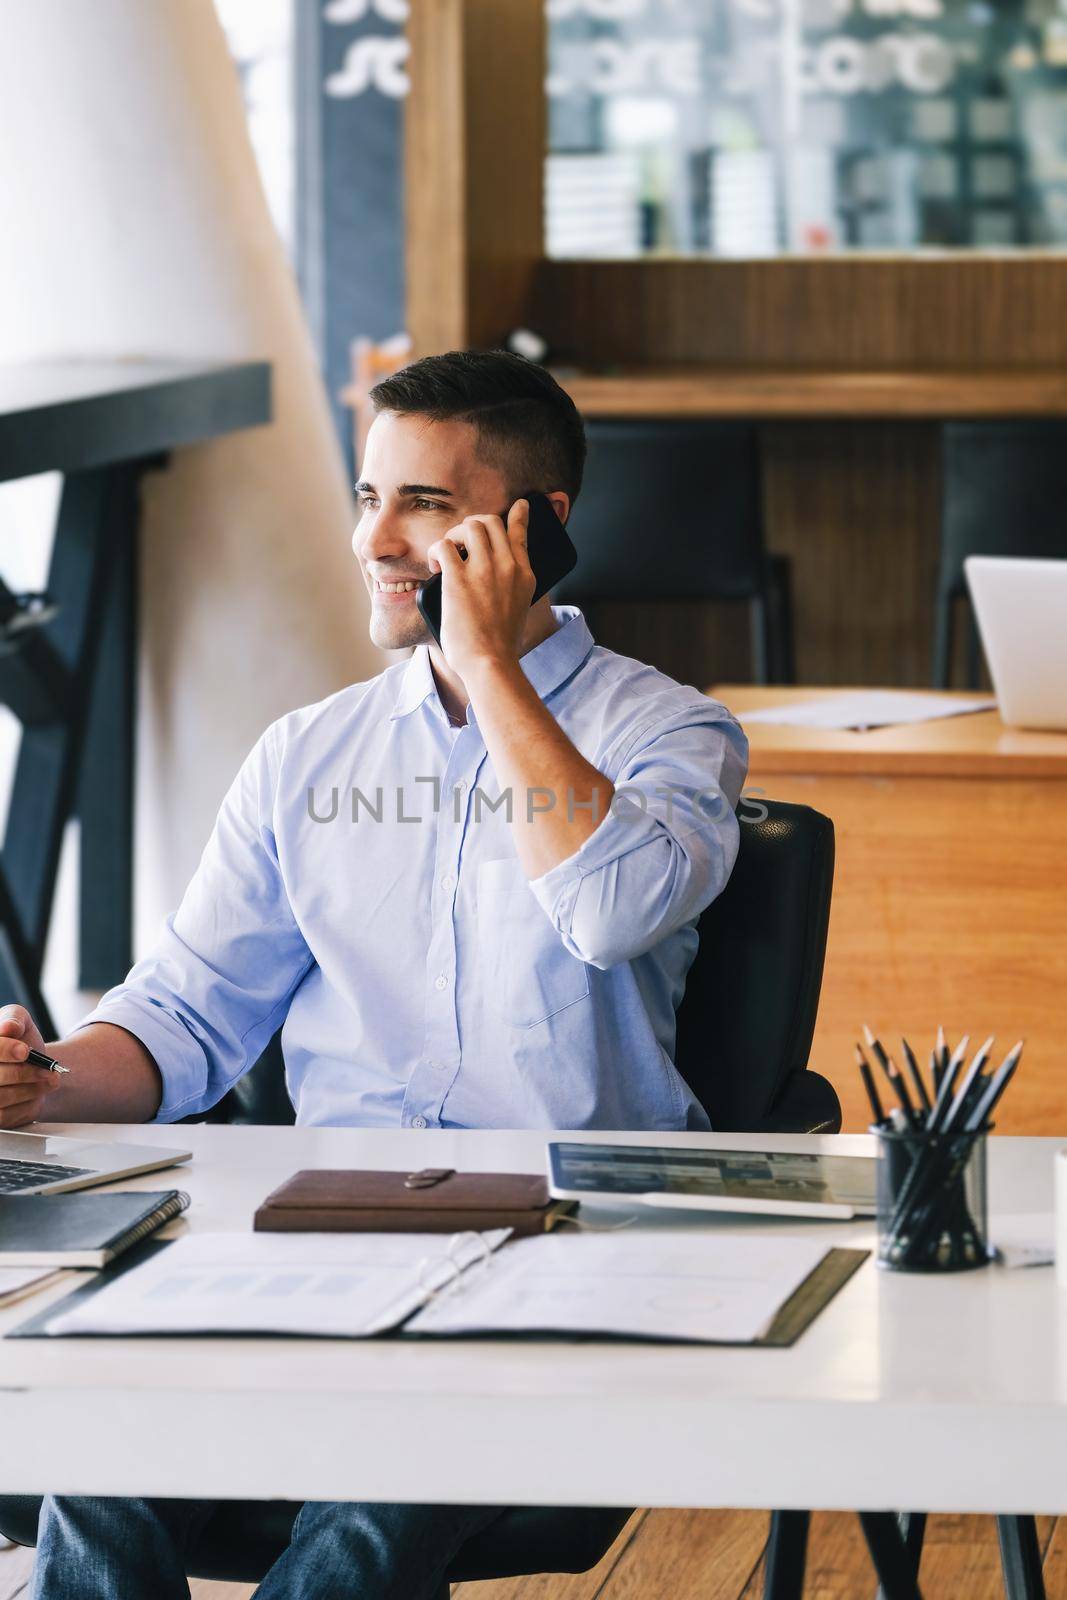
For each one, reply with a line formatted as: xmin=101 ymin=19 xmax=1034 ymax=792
xmin=546 ymin=0 xmax=1067 ymax=257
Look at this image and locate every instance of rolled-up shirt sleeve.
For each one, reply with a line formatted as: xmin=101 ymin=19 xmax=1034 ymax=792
xmin=526 ymin=700 xmax=748 ymax=971
xmin=67 ymin=721 xmax=314 ymax=1122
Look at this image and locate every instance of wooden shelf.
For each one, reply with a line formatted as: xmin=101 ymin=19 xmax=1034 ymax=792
xmin=556 ymin=365 xmax=1067 ymax=420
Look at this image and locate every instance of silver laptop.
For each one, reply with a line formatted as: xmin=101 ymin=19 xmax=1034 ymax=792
xmin=0 ymin=1129 xmax=192 ymax=1195
xmin=965 ymin=556 xmax=1067 ymax=731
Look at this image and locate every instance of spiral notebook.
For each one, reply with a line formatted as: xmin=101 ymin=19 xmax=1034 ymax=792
xmin=0 ymin=1190 xmax=189 ymax=1268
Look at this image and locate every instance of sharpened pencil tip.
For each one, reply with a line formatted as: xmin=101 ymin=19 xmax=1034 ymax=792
xmin=863 ymin=1023 xmax=875 ymax=1046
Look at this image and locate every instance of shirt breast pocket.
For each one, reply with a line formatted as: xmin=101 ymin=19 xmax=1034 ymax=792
xmin=476 ymin=858 xmax=591 ymax=1029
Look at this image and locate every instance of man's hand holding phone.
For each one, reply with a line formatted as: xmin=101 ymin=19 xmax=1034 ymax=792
xmin=425 ymin=498 xmax=536 ymax=678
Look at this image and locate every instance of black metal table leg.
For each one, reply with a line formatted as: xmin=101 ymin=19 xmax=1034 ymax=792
xmin=1 ymin=463 xmax=144 ymax=1020
xmin=4 ymin=472 xmax=115 ymax=972
xmin=763 ymin=1510 xmax=810 ymax=1600
xmin=876 ymin=1512 xmax=926 ymax=1600
xmin=859 ymin=1512 xmax=923 ymax=1600
xmin=76 ymin=462 xmax=142 ymax=988
xmin=997 ymin=1515 xmax=1046 ymax=1600
xmin=0 ymin=868 xmax=55 ymax=1037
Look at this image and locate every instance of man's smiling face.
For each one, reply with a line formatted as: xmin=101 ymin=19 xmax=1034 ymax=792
xmin=353 ymin=410 xmax=512 ymax=652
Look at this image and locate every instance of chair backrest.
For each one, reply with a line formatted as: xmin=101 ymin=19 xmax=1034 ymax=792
xmin=220 ymin=1029 xmax=293 ymax=1126
xmin=940 ymin=421 xmax=1067 ymax=599
xmin=557 ymin=420 xmax=768 ymax=604
xmin=674 ymin=798 xmax=835 ymax=1130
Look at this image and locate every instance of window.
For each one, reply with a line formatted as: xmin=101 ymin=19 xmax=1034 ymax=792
xmin=215 ymin=0 xmax=295 ymax=256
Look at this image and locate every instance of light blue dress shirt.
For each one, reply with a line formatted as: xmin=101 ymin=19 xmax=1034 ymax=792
xmin=72 ymin=606 xmax=748 ymax=1131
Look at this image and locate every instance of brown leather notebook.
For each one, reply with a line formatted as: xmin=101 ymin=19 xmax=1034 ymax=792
xmin=253 ymin=1168 xmax=577 ymax=1237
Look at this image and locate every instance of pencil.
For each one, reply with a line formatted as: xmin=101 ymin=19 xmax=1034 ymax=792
xmin=927 ymin=1035 xmax=970 ymax=1132
xmin=941 ymin=1036 xmax=994 ymax=1133
xmin=901 ymin=1036 xmax=932 ymax=1113
xmin=963 ymin=1042 xmax=1024 ymax=1133
xmin=856 ymin=1044 xmax=886 ymax=1127
xmin=864 ymin=1024 xmax=916 ymax=1122
xmin=933 ymin=1025 xmax=948 ymax=1093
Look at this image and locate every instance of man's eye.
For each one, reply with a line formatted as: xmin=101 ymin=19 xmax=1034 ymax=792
xmin=357 ymin=494 xmax=379 ymax=509
xmin=415 ymin=499 xmax=448 ymax=512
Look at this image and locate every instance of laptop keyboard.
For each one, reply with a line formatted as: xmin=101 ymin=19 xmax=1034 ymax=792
xmin=0 ymin=1158 xmax=94 ymax=1193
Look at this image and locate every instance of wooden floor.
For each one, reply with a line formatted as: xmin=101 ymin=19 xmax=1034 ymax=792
xmin=6 ymin=1508 xmax=1067 ymax=1598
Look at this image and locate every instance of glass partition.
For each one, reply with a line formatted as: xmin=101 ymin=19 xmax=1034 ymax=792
xmin=546 ymin=0 xmax=1067 ymax=256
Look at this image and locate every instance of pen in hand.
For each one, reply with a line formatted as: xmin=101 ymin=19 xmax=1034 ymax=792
xmin=27 ymin=1048 xmax=70 ymax=1075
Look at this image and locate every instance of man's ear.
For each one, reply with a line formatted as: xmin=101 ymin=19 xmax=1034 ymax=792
xmin=545 ymin=491 xmax=571 ymax=524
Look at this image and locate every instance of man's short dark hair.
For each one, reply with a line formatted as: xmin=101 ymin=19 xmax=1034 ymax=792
xmin=369 ymin=348 xmax=587 ymax=506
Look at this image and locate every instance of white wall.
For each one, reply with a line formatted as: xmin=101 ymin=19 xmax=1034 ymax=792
xmin=0 ymin=0 xmax=387 ymax=1021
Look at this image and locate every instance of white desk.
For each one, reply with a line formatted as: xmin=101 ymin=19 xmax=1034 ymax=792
xmin=0 ymin=1125 xmax=1062 ymax=1513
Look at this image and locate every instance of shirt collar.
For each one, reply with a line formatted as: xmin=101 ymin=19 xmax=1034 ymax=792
xmin=388 ymin=605 xmax=595 ymax=723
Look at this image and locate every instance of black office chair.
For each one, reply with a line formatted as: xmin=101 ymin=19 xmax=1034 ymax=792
xmin=558 ymin=419 xmax=795 ymax=684
xmin=676 ymin=796 xmax=838 ymax=1133
xmin=0 ymin=800 xmax=840 ymax=1588
xmin=934 ymin=421 xmax=1067 ymax=688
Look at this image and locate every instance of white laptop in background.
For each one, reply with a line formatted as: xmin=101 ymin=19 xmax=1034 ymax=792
xmin=965 ymin=556 xmax=1067 ymax=731
xmin=0 ymin=1129 xmax=191 ymax=1195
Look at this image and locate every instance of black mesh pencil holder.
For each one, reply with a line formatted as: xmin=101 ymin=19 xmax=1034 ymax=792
xmin=874 ymin=1123 xmax=993 ymax=1273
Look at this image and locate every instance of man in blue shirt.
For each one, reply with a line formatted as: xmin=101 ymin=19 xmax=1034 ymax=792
xmin=1 ymin=350 xmax=747 ymax=1599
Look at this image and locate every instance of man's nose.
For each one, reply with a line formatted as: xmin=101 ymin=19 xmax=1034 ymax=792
xmin=356 ymin=505 xmax=408 ymax=560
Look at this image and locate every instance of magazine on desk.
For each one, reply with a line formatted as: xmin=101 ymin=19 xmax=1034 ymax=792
xmin=7 ymin=1227 xmax=866 ymax=1348
xmin=547 ymin=1142 xmax=877 ymax=1220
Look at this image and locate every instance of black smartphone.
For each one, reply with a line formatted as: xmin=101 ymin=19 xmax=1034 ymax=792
xmin=415 ymin=491 xmax=578 ymax=648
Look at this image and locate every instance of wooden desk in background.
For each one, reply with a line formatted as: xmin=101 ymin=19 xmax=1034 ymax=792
xmin=709 ymin=685 xmax=1067 ymax=1134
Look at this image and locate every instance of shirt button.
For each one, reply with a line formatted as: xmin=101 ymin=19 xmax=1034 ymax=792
xmin=412 ymin=1115 xmax=427 ymax=1129
xmin=428 ymin=1058 xmax=446 ymax=1070
xmin=434 ymin=974 xmax=447 ymax=991
xmin=441 ymin=874 xmax=455 ymax=891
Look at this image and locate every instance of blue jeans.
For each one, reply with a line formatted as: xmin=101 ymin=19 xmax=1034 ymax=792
xmin=31 ymin=1495 xmax=506 ymax=1599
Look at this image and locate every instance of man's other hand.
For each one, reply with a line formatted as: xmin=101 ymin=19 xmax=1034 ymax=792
xmin=0 ymin=1004 xmax=61 ymax=1128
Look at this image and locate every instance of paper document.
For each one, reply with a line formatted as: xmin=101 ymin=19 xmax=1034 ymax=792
xmin=993 ymin=1214 xmax=1054 ymax=1269
xmin=741 ymin=691 xmax=996 ymax=732
xmin=45 ymin=1230 xmax=512 ymax=1338
xmin=0 ymin=1265 xmax=67 ymax=1307
xmin=406 ymin=1231 xmax=830 ymax=1344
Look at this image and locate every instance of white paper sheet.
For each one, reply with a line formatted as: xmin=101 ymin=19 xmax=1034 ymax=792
xmin=46 ymin=1230 xmax=512 ymax=1338
xmin=405 ymin=1231 xmax=831 ymax=1344
xmin=0 ymin=1265 xmax=66 ymax=1307
xmin=993 ymin=1213 xmax=1054 ymax=1269
xmin=741 ymin=691 xmax=996 ymax=732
